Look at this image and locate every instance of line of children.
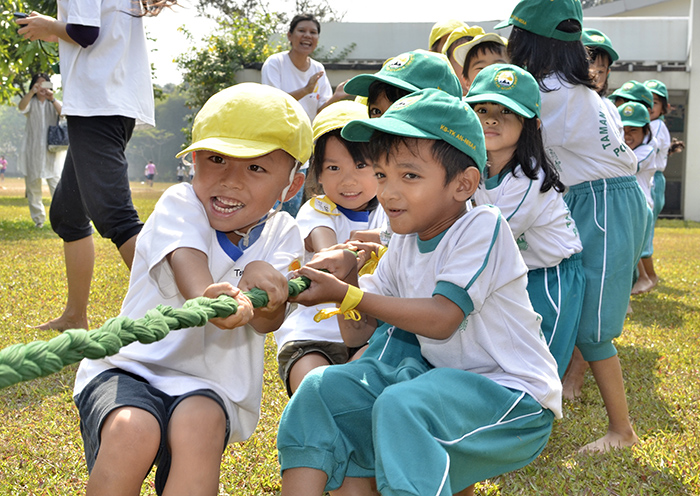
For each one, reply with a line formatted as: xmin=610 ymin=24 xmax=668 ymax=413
xmin=465 ymin=63 xmax=585 ymax=378
xmin=582 ymin=28 xmax=623 ymax=135
xmin=497 ymin=0 xmax=645 ymax=452
xmin=278 ymin=88 xmax=562 ymax=496
xmin=274 ymin=100 xmax=387 ymax=396
xmin=71 ymin=83 xmax=311 ymax=495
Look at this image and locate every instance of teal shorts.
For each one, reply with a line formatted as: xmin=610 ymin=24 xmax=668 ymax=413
xmin=527 ymin=253 xmax=585 ymax=378
xmin=652 ymin=170 xmax=666 ymax=221
xmin=641 ymin=204 xmax=654 ymax=259
xmin=278 ymin=328 xmax=554 ymax=495
xmin=564 ymin=176 xmax=646 ymax=362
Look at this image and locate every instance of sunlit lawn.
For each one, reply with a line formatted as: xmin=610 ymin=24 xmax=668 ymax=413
xmin=0 ymin=177 xmax=698 ymax=494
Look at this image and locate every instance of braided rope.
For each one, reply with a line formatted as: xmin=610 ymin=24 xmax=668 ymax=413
xmin=0 ymin=276 xmax=311 ymax=390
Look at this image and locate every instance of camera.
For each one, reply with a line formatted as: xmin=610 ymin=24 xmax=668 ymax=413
xmin=13 ymin=12 xmax=28 ymax=19
xmin=40 ymin=81 xmax=53 ymax=90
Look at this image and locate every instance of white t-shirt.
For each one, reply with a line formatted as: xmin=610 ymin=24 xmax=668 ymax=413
xmin=539 ymin=74 xmax=637 ymax=187
xmin=275 ymin=196 xmax=387 ymax=348
xmin=474 ymin=166 xmax=582 ymax=269
xmin=58 ymin=0 xmax=155 ymax=127
xmin=360 ymin=205 xmax=562 ymax=417
xmin=74 ymin=183 xmax=304 ymax=443
xmin=261 ymin=51 xmax=332 ymax=122
xmin=650 ymin=118 xmax=671 ymax=173
xmin=634 ymin=139 xmax=657 ymax=208
xmin=602 ymin=96 xmax=624 ymax=137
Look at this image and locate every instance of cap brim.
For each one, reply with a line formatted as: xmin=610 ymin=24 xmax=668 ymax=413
xmin=464 ymin=93 xmax=536 ymax=119
xmin=176 ymin=137 xmax=281 ymax=160
xmin=494 ymin=18 xmax=511 ymax=30
xmin=341 ymin=116 xmax=434 ymax=143
xmin=344 ymin=74 xmax=420 ymax=98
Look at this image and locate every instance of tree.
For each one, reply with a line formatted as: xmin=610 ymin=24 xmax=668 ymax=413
xmin=0 ymin=0 xmax=59 ymax=105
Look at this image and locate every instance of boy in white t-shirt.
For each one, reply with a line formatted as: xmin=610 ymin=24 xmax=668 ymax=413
xmin=278 ymin=89 xmax=561 ymax=496
xmin=72 ymin=83 xmax=310 ymax=495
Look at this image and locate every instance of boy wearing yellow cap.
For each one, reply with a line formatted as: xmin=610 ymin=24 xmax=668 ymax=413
xmin=278 ymin=89 xmax=561 ymax=496
xmin=72 ymin=83 xmax=310 ymax=494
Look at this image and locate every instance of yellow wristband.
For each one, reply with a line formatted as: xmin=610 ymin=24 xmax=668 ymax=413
xmin=313 ymin=285 xmax=364 ymax=322
xmin=358 ymin=245 xmax=388 ymax=276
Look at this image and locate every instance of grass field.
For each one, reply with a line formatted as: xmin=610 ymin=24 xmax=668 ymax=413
xmin=0 ymin=177 xmax=698 ymax=495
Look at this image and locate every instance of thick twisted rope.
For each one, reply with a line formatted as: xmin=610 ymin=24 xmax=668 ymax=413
xmin=0 ymin=276 xmax=311 ymax=390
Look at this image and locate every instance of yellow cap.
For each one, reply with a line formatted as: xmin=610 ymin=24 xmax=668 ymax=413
xmin=441 ymin=25 xmax=486 ymax=55
xmin=429 ymin=19 xmax=468 ymax=49
xmin=312 ymin=100 xmax=369 ymax=143
xmin=176 ymin=83 xmax=313 ymax=164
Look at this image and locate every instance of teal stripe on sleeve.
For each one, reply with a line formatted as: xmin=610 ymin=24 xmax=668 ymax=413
xmin=464 ymin=210 xmax=502 ymax=290
xmin=434 ymin=280 xmax=474 ymax=317
xmin=506 ymin=179 xmax=533 ymax=222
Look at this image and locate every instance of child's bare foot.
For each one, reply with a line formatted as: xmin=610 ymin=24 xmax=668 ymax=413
xmin=35 ymin=315 xmax=89 ymax=332
xmin=578 ymin=430 xmax=639 ymax=453
xmin=631 ymin=275 xmax=654 ymax=295
xmin=562 ymin=349 xmax=588 ymax=400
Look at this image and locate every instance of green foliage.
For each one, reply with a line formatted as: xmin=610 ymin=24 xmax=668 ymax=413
xmin=175 ymin=12 xmax=284 ymax=143
xmin=0 ymin=0 xmax=59 ymax=105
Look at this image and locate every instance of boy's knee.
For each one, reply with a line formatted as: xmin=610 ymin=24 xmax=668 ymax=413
xmin=101 ymin=406 xmax=161 ymax=452
xmin=169 ymin=396 xmax=227 ymax=443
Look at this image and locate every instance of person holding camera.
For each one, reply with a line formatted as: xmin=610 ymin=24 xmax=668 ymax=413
xmin=17 ymin=72 xmax=63 ymax=228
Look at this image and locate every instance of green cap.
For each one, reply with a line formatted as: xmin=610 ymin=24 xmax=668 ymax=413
xmin=582 ymin=28 xmax=619 ymax=62
xmin=644 ymin=79 xmax=668 ymax=100
xmin=464 ymin=64 xmax=541 ymax=118
xmin=344 ymin=50 xmax=463 ymax=99
xmin=618 ymin=102 xmax=650 ymax=128
xmin=341 ymin=88 xmax=487 ymax=174
xmin=610 ymin=80 xmax=654 ymax=109
xmin=495 ymin=0 xmax=583 ymax=42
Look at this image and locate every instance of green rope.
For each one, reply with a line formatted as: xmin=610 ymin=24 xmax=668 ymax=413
xmin=0 ymin=276 xmax=311 ymax=390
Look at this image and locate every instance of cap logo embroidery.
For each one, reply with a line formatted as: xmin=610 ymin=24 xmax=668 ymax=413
xmin=622 ymin=82 xmax=634 ymax=90
xmin=391 ymin=94 xmax=422 ymax=110
xmin=623 ymin=105 xmax=635 ymax=116
xmin=590 ymin=34 xmax=605 ymax=43
xmin=648 ymin=81 xmax=658 ymax=88
xmin=385 ymin=53 xmax=414 ymax=72
xmin=495 ymin=70 xmax=517 ymax=90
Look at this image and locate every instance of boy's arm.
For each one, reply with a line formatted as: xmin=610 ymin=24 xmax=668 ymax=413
xmin=293 ymin=250 xmax=465 ymax=345
xmin=237 ymin=261 xmax=291 ymax=334
xmin=167 ymin=247 xmax=254 ymax=329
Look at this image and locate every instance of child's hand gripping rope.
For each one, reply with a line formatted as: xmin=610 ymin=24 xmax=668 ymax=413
xmin=0 ymin=276 xmax=312 ymax=390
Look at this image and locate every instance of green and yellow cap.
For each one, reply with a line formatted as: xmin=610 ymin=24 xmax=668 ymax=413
xmin=610 ymin=80 xmax=654 ymax=109
xmin=495 ymin=0 xmax=583 ymax=42
xmin=341 ymin=88 xmax=487 ymax=174
xmin=618 ymin=101 xmax=650 ymax=128
xmin=176 ymin=83 xmax=312 ymax=164
xmin=582 ymin=28 xmax=619 ymax=62
xmin=464 ymin=64 xmax=541 ymax=118
xmin=312 ymin=100 xmax=368 ymax=143
xmin=429 ymin=19 xmax=468 ymax=48
xmin=453 ymin=33 xmax=508 ymax=69
xmin=344 ymin=50 xmax=463 ymax=99
xmin=644 ymin=79 xmax=669 ymax=100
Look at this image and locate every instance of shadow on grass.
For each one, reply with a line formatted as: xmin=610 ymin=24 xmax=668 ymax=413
xmin=489 ymin=343 xmax=693 ymax=495
xmin=628 ymin=284 xmax=699 ymax=329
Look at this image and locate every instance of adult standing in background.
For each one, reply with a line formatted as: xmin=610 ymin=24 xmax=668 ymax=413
xmin=17 ymin=73 xmax=64 ymax=228
xmin=261 ymin=13 xmax=347 ymax=215
xmin=16 ymin=0 xmax=176 ymax=331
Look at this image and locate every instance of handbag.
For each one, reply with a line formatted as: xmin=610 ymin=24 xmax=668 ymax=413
xmin=47 ymin=115 xmax=69 ymax=152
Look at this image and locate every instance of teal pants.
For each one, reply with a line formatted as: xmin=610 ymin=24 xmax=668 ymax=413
xmin=277 ymin=326 xmax=555 ymax=495
xmin=527 ymin=253 xmax=585 ymax=378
